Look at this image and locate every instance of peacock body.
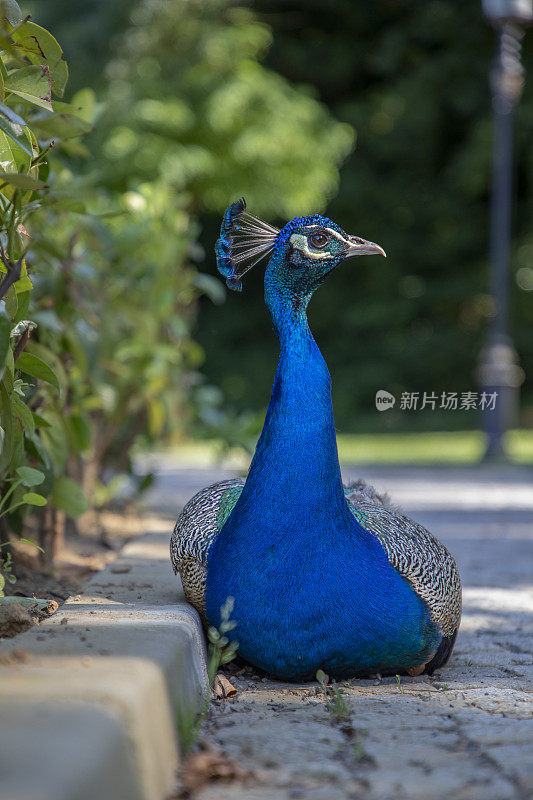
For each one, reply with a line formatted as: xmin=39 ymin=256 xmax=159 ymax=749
xmin=171 ymin=199 xmax=461 ymax=680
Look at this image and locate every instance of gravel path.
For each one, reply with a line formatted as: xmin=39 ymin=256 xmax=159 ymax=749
xmin=148 ymin=461 xmax=533 ymax=800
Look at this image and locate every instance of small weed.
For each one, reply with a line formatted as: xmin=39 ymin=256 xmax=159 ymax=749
xmin=176 ymin=699 xmax=209 ymax=756
xmin=207 ymin=596 xmax=239 ymax=687
xmin=395 ymin=674 xmax=403 ymax=693
xmin=0 ymin=538 xmax=44 ymax=598
xmin=316 ymin=669 xmax=350 ymax=722
xmin=176 ymin=597 xmax=239 ymax=755
xmin=352 ymin=734 xmax=367 ymax=762
xmin=464 ymin=657 xmax=473 ymax=667
xmin=0 ymin=547 xmax=16 ymax=597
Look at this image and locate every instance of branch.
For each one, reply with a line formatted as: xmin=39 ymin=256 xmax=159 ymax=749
xmin=31 ymin=139 xmax=55 ymax=168
xmin=0 ymin=252 xmax=22 ymax=301
xmin=13 ymin=322 xmax=31 ymax=362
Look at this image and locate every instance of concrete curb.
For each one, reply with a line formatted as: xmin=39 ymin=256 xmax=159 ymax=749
xmin=0 ymin=533 xmax=209 ymax=800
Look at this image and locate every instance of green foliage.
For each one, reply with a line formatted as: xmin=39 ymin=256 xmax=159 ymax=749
xmin=207 ymin=596 xmax=239 ymax=687
xmin=0 ymin=465 xmax=46 ymax=516
xmin=24 ymin=177 xmax=203 ymax=507
xmin=0 ymin=536 xmax=43 ymax=596
xmin=0 ymin=544 xmax=15 ymax=595
xmin=97 ymin=0 xmax=353 ymax=219
xmin=316 ymin=669 xmax=350 ymax=722
xmin=0 ymin=4 xmax=93 ymax=542
xmin=197 ymin=1 xmax=533 ymax=431
xmin=178 ymin=593 xmax=238 ymax=753
xmin=175 ymin=698 xmax=208 ymax=756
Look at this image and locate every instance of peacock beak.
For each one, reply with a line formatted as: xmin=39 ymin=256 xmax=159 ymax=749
xmin=345 ymin=235 xmax=386 ymax=258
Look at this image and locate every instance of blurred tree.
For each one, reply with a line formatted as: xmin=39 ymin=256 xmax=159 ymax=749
xmin=197 ymin=1 xmax=533 ymax=431
xmin=36 ymin=1 xmax=531 ymax=435
xmin=96 ymin=0 xmax=353 ymax=218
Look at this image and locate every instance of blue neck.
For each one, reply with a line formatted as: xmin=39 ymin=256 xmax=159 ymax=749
xmin=240 ymin=280 xmax=346 ymax=517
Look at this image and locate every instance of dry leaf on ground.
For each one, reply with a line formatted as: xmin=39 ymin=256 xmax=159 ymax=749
xmin=180 ymin=742 xmax=251 ymax=795
xmin=213 ymin=673 xmax=238 ymax=699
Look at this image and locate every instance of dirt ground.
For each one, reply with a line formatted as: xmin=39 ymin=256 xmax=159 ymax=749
xmin=1 ymin=509 xmax=154 ymax=637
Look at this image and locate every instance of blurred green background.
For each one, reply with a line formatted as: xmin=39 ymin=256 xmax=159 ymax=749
xmin=35 ymin=0 xmax=532 ymax=438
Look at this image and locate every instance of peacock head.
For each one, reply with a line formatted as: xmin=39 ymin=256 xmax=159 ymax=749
xmin=215 ymin=198 xmax=385 ymax=301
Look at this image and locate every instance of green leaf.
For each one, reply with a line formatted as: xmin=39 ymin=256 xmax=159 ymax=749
xmin=18 ymin=538 xmax=44 ymax=552
xmin=15 ymin=465 xmax=45 ymax=486
xmin=11 ymin=22 xmax=68 ymax=97
xmin=316 ymin=669 xmax=328 ymax=685
xmin=12 ymin=393 xmax=34 ymax=435
xmin=0 ymin=102 xmax=31 ymax=158
xmin=5 ymin=65 xmax=53 ymax=112
xmin=25 ymin=340 xmax=67 ymax=393
xmin=16 ymin=352 xmax=60 ymax=391
xmin=31 ymin=412 xmax=50 ymax=429
xmin=2 ymin=345 xmax=13 ymax=389
xmin=51 ymin=476 xmax=88 ymax=517
xmin=21 ymin=491 xmax=46 ymax=506
xmin=0 ymin=308 xmax=10 ymax=381
xmin=66 ymin=412 xmax=91 ymax=452
xmin=70 ymin=87 xmax=96 ymax=122
xmin=37 ymin=412 xmax=67 ymax=473
xmin=30 ymin=111 xmax=92 ymax=141
xmin=51 ymin=99 xmax=86 ymax=117
xmin=0 ymin=259 xmax=34 ymax=295
xmin=1 ymin=1 xmax=23 ymax=25
xmin=46 ymin=194 xmax=87 ymax=213
xmin=0 ymin=171 xmax=46 ymax=189
xmin=5 ymin=285 xmax=17 ymax=319
xmin=24 ymin=432 xmax=54 ymax=496
xmin=8 ymin=419 xmax=23 ymax=471
xmin=13 ymin=291 xmax=30 ymax=322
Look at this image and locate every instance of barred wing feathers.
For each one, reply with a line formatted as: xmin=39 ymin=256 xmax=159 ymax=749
xmin=344 ymin=486 xmax=462 ymax=640
xmin=170 ymin=478 xmax=245 ymax=615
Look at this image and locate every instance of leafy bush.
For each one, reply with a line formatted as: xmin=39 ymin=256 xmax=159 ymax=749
xmin=27 ymin=178 xmax=204 ymax=509
xmin=0 ymin=3 xmax=94 ymax=575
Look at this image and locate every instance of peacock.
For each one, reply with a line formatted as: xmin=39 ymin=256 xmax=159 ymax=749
xmin=171 ymin=198 xmax=461 ymax=680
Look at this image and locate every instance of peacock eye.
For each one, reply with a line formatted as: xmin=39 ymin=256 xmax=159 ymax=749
xmin=308 ymin=231 xmax=330 ymax=249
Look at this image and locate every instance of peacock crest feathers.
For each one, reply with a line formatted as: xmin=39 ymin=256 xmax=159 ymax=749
xmin=216 ymin=197 xmax=279 ymax=291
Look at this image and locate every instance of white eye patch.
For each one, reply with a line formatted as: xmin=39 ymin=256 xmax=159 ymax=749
xmin=289 ymin=229 xmax=349 ymax=260
xmin=290 ymin=233 xmax=331 ymax=260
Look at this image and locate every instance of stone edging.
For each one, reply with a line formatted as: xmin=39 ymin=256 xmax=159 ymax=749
xmin=0 ymin=532 xmax=208 ymax=800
